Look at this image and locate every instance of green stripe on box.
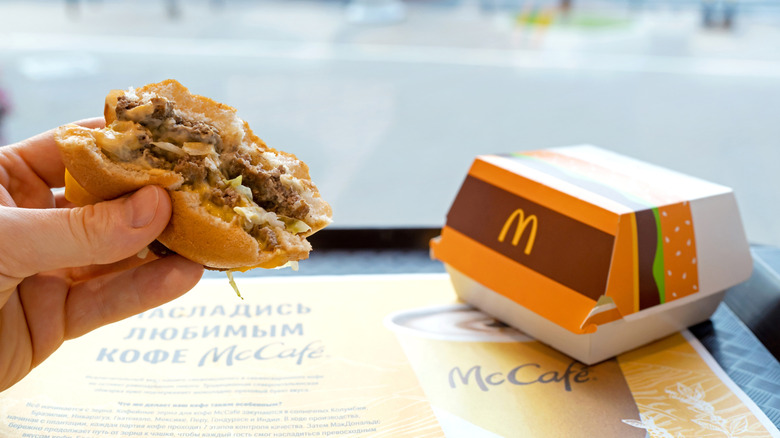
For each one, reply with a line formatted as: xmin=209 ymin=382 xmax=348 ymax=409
xmin=651 ymin=207 xmax=667 ymax=304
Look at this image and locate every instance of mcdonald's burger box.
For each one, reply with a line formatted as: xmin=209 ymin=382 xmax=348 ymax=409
xmin=430 ymin=145 xmax=752 ymax=365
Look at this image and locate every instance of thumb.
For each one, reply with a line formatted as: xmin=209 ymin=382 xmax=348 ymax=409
xmin=0 ymin=185 xmax=172 ymax=282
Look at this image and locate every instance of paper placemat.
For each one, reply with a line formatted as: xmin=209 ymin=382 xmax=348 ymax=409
xmin=1 ymin=275 xmax=776 ymax=437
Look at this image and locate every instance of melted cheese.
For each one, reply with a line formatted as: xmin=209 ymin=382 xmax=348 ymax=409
xmin=123 ymin=102 xmax=156 ymax=121
xmin=94 ymin=123 xmax=146 ymax=162
xmin=203 ymin=200 xmax=236 ymax=223
xmin=187 ymin=184 xmax=238 ymax=223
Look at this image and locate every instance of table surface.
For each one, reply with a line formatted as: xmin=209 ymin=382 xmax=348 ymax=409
xmin=205 ymin=231 xmax=780 ymax=429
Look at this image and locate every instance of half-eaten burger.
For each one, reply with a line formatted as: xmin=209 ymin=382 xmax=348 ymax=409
xmin=55 ymin=79 xmax=332 ymax=273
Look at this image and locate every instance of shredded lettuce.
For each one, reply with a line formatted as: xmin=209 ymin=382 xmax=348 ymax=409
xmin=227 ymin=175 xmax=253 ymax=200
xmin=274 ymin=261 xmax=299 ymax=271
xmin=234 ymin=206 xmax=279 ymax=227
xmin=151 ymin=141 xmax=187 ymax=157
xmin=226 ymin=271 xmax=243 ymax=299
xmin=282 ymin=218 xmax=311 ymax=234
xmin=136 ymin=247 xmax=150 ymax=259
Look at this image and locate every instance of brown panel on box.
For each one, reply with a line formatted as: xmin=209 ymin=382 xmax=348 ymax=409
xmin=635 ymin=208 xmax=661 ymax=310
xmin=447 ymin=175 xmax=615 ymax=301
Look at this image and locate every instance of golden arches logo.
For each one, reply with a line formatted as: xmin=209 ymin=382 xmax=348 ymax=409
xmin=498 ymin=209 xmax=538 ymax=255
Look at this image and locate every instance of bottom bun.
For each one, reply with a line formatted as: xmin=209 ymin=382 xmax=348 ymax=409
xmin=157 ymin=190 xmax=311 ymax=271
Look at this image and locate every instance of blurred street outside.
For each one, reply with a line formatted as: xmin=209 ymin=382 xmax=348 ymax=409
xmin=1 ymin=0 xmax=780 ymax=246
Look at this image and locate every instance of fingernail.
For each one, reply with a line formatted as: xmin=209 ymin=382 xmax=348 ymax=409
xmin=128 ymin=186 xmax=159 ymax=228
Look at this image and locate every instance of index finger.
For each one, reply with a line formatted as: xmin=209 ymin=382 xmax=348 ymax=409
xmin=13 ymin=117 xmax=105 ymax=188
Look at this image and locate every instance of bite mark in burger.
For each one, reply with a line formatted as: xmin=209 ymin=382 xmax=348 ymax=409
xmin=55 ymin=79 xmax=332 ymax=274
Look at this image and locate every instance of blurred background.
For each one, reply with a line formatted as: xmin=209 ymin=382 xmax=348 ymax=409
xmin=1 ymin=0 xmax=779 ymax=245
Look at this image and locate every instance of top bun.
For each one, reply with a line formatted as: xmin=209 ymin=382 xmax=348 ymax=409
xmin=55 ymin=79 xmax=332 ymax=270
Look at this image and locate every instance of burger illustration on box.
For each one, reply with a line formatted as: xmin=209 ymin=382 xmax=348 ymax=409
xmin=431 ymin=145 xmax=752 ymax=365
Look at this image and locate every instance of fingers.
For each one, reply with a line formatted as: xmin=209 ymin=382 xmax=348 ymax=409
xmin=64 ymin=255 xmax=204 ymax=340
xmin=72 ymin=118 xmax=106 ymax=129
xmin=67 ymin=247 xmax=159 ymax=284
xmin=54 ymin=189 xmax=76 ymax=208
xmin=11 ymin=117 xmax=105 ymax=188
xmin=0 ymin=186 xmax=172 ymax=288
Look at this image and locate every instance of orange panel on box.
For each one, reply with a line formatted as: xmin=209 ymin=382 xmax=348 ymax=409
xmin=604 ymin=213 xmax=638 ymax=318
xmin=431 ymin=226 xmax=598 ymax=334
xmin=659 ymin=202 xmax=700 ymax=302
xmin=468 ymin=158 xmax=620 ymax=235
xmin=581 ymin=306 xmax=623 ymax=330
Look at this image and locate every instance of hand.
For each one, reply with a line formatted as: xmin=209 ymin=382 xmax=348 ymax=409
xmin=0 ymin=119 xmax=204 ymax=391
